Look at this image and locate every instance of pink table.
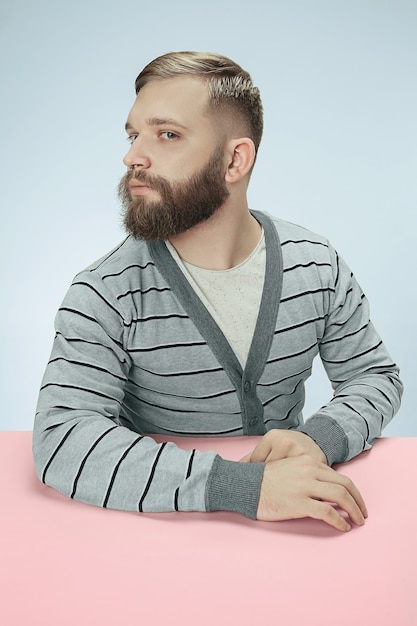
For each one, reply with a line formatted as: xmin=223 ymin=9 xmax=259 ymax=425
xmin=0 ymin=432 xmax=415 ymax=625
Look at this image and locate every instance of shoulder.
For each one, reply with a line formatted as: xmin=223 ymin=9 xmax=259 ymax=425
xmin=71 ymin=236 xmax=162 ymax=293
xmin=257 ymin=211 xmax=329 ymax=247
xmin=66 ymin=236 xmax=163 ymax=315
xmin=58 ymin=237 xmax=162 ymax=333
xmin=254 ymin=211 xmax=335 ymax=264
xmin=76 ymin=236 xmax=154 ymax=279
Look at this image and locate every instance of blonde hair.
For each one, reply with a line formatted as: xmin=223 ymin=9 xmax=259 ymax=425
xmin=134 ymin=51 xmax=264 ymax=154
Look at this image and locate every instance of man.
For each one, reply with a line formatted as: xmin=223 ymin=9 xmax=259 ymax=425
xmin=33 ymin=51 xmax=402 ymax=532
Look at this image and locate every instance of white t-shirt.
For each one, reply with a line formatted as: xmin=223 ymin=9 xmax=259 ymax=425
xmin=166 ymin=230 xmax=266 ymax=367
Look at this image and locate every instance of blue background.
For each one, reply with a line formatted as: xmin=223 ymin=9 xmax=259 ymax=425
xmin=1 ymin=0 xmax=415 ymax=435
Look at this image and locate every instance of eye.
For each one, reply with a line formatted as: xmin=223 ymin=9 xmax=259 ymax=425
xmin=160 ymin=131 xmax=179 ymax=141
xmin=126 ymin=134 xmax=138 ymax=145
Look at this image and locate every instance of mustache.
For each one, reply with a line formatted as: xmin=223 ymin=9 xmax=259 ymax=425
xmin=118 ymin=169 xmax=176 ymax=208
xmin=127 ymin=169 xmax=164 ymax=188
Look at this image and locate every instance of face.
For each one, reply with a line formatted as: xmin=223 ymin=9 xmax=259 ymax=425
xmin=119 ymin=76 xmax=229 ymax=240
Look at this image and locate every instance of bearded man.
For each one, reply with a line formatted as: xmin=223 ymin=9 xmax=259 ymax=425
xmin=33 ymin=51 xmax=402 ymax=531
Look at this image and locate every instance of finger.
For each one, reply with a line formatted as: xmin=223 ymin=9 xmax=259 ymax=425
xmin=246 ymin=438 xmax=273 ymax=463
xmin=239 ymin=453 xmax=252 ymax=462
xmin=309 ymin=500 xmax=352 ymax=532
xmin=316 ymin=467 xmax=368 ymax=519
xmin=312 ymin=478 xmax=365 ymax=526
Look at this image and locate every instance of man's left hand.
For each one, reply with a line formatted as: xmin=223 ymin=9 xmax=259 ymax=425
xmin=240 ymin=430 xmax=327 ymax=465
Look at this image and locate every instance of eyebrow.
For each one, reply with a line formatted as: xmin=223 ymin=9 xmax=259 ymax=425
xmin=125 ymin=118 xmax=188 ymax=132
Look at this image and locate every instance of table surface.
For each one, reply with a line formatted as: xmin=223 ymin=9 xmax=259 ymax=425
xmin=0 ymin=432 xmax=415 ymax=626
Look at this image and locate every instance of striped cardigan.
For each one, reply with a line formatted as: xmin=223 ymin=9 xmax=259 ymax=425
xmin=33 ymin=211 xmax=402 ymax=518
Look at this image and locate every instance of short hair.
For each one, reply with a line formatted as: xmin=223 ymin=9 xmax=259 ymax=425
xmin=134 ymin=51 xmax=264 ymax=155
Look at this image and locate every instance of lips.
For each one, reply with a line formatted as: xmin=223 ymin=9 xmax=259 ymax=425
xmin=129 ymin=181 xmax=149 ymax=189
xmin=129 ymin=181 xmax=153 ymax=196
xmin=129 ymin=180 xmax=149 ymax=188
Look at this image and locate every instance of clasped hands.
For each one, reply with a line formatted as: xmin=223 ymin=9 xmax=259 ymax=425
xmin=240 ymin=430 xmax=368 ymax=532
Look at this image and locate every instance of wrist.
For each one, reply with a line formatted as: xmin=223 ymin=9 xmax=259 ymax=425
xmin=297 ymin=416 xmax=349 ymax=465
xmin=205 ymin=455 xmax=265 ymax=519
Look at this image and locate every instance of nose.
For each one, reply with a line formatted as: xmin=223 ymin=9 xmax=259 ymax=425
xmin=123 ymin=138 xmax=151 ymax=170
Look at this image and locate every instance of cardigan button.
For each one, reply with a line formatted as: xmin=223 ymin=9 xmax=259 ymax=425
xmin=244 ymin=381 xmax=251 ymax=392
xmin=249 ymin=417 xmax=258 ymax=426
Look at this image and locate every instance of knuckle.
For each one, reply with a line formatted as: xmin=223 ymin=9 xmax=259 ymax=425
xmin=338 ymin=473 xmax=354 ymax=488
xmin=299 ymin=453 xmax=316 ymax=466
xmin=321 ymin=503 xmax=337 ymax=521
xmin=333 ymin=484 xmax=350 ymax=503
xmin=266 ymin=429 xmax=279 ymax=441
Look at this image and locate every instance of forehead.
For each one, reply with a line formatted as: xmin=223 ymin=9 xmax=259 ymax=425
xmin=127 ymin=75 xmax=211 ymax=126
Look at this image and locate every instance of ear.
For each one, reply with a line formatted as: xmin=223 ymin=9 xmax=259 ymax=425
xmin=224 ymin=138 xmax=256 ymax=183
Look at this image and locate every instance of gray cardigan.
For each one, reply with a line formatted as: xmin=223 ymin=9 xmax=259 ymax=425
xmin=33 ymin=211 xmax=402 ymax=518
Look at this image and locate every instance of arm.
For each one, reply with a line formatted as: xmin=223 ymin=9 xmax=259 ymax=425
xmin=33 ymin=272 xmax=263 ymax=516
xmin=242 ymin=246 xmax=402 ymax=467
xmin=298 ymin=247 xmax=403 ymax=465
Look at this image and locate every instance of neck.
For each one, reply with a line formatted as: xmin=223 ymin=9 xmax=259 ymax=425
xmin=168 ymin=196 xmax=261 ymax=270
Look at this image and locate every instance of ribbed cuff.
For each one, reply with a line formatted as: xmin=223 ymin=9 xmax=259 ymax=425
xmin=205 ymin=455 xmax=264 ymax=519
xmin=297 ymin=414 xmax=349 ymax=466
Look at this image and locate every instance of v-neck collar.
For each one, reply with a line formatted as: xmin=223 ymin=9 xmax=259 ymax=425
xmin=147 ymin=211 xmax=283 ymax=432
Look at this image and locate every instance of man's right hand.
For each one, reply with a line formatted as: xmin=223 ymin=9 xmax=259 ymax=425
xmin=256 ymin=455 xmax=368 ymax=532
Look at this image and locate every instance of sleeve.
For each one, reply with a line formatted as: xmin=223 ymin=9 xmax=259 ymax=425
xmin=298 ymin=246 xmax=403 ymax=466
xmin=33 ymin=272 xmax=264 ymax=517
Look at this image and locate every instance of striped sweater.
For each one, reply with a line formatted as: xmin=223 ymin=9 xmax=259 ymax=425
xmin=33 ymin=211 xmax=403 ymax=518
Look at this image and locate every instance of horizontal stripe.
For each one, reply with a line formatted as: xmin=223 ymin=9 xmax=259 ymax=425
xmin=101 ymin=261 xmax=155 ymax=279
xmin=127 ymin=340 xmax=207 ymax=353
xmin=123 ymin=407 xmax=243 ymax=435
xmin=262 ymin=380 xmax=303 ymax=407
xmin=258 ymin=367 xmax=311 ymax=387
xmin=321 ymin=340 xmax=383 ymax=364
xmin=283 ymin=261 xmax=332 ymax=273
xmin=117 ymin=286 xmax=171 ymax=300
xmin=129 ymin=378 xmax=235 ymax=400
xmin=274 ymin=315 xmax=326 ymax=336
xmin=58 ymin=306 xmax=97 ymax=323
xmin=280 ymin=287 xmax=335 ymax=304
xmin=281 ymin=239 xmax=328 ymax=248
xmin=72 ymin=281 xmax=123 ymax=318
xmin=267 ymin=341 xmax=318 ymax=365
xmin=320 ymin=323 xmax=369 ymax=345
xmin=125 ymin=388 xmax=241 ymax=416
xmin=48 ymin=357 xmax=127 ymax=381
xmin=40 ymin=382 xmax=122 ymax=404
xmin=128 ymin=313 xmax=190 ymax=324
xmin=348 ymin=381 xmax=395 ymax=412
xmin=264 ymin=399 xmax=303 ymax=423
xmin=132 ymin=363 xmax=224 ymax=377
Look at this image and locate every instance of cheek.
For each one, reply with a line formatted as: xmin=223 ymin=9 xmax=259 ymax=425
xmin=160 ymin=161 xmax=194 ymax=183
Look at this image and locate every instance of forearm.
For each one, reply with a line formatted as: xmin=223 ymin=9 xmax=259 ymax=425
xmin=33 ymin=411 xmax=216 ymax=512
xmin=33 ymin=411 xmax=264 ymax=516
xmin=298 ymin=364 xmax=402 ymax=465
xmin=306 ymin=248 xmax=404 ymax=465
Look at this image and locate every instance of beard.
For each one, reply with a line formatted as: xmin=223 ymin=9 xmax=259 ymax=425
xmin=118 ymin=144 xmax=229 ymax=241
